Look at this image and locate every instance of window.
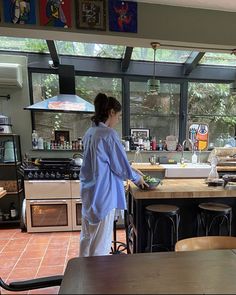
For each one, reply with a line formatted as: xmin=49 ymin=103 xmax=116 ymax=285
xmin=188 ymin=82 xmax=236 ymax=145
xmin=32 ymin=73 xmax=122 ymax=143
xmin=130 ymin=81 xmax=180 ymax=141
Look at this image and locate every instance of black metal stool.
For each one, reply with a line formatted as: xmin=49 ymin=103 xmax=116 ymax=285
xmin=110 ymin=216 xmax=127 ymax=254
xmin=197 ymin=202 xmax=232 ymax=236
xmin=145 ymin=204 xmax=180 ymax=252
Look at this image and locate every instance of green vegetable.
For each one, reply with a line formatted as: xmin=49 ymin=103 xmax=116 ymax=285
xmin=143 ymin=175 xmax=161 ymax=183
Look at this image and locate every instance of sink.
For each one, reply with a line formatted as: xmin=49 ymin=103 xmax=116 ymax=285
xmin=161 ymin=163 xmax=211 ymax=178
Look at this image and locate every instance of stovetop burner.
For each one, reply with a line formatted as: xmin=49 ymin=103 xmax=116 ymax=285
xmin=22 ymin=158 xmax=80 ymax=180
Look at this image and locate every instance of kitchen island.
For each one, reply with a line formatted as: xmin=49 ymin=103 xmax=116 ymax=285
xmin=128 ymin=179 xmax=236 ymax=253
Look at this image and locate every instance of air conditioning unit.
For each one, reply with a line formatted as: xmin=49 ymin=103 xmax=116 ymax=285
xmin=0 ymin=63 xmax=23 ymax=88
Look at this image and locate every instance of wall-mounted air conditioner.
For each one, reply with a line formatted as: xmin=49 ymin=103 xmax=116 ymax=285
xmin=0 ymin=63 xmax=23 ymax=88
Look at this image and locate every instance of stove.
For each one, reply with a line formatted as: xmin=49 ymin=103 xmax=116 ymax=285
xmin=22 ymin=158 xmax=80 ymax=180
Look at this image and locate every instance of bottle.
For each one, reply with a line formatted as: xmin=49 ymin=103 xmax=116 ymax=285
xmin=32 ymin=130 xmax=38 ymax=150
xmin=9 ymin=202 xmax=17 ymax=219
xmin=152 ymin=136 xmax=157 ymax=151
xmin=191 ymin=151 xmax=198 ymax=164
xmin=38 ymin=137 xmax=44 ymax=150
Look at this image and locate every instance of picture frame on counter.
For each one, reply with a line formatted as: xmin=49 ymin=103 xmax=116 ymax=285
xmin=130 ymin=128 xmax=150 ymax=144
xmin=76 ymin=0 xmax=106 ymax=31
xmin=55 ymin=130 xmax=70 ymax=143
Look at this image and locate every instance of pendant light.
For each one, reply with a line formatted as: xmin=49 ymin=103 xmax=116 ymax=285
xmin=147 ymin=42 xmax=161 ymax=95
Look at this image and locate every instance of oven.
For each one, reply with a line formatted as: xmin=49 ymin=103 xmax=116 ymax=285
xmin=25 ymin=180 xmax=73 ymax=232
xmin=71 ymin=180 xmax=82 ymax=231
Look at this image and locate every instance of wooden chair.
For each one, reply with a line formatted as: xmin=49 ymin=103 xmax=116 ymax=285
xmin=175 ymin=236 xmax=236 ymax=252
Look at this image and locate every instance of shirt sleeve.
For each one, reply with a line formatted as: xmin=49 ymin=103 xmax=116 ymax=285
xmin=106 ymin=131 xmax=141 ymax=184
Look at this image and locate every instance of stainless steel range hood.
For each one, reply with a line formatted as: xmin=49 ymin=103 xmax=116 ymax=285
xmin=25 ymin=65 xmax=94 ymax=113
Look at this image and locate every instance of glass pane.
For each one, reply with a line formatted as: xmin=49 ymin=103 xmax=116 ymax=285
xmin=76 ymin=203 xmax=82 ymax=226
xmin=199 ymin=52 xmax=236 ymax=66
xmin=56 ymin=41 xmax=125 ymax=58
xmin=132 ymin=47 xmax=192 ymax=63
xmin=130 ymin=81 xmax=180 ymax=141
xmin=188 ymin=82 xmax=236 ymax=146
xmin=31 ymin=204 xmax=68 ymax=227
xmin=32 ymin=73 xmax=122 ymax=142
xmin=0 ymin=36 xmax=48 ymax=53
xmin=188 ymin=82 xmax=236 ymax=116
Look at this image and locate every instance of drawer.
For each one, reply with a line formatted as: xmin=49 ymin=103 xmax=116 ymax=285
xmin=71 ymin=180 xmax=81 ymax=199
xmin=24 ymin=180 xmax=71 ymax=199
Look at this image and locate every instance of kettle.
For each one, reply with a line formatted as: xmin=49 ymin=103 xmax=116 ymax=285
xmin=72 ymin=153 xmax=83 ymax=166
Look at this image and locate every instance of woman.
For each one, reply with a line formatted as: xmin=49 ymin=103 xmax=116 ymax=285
xmin=79 ymin=93 xmax=147 ymax=257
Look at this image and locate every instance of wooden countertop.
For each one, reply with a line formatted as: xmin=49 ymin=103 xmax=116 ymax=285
xmin=0 ymin=187 xmax=7 ymax=199
xmin=131 ymin=163 xmax=165 ymax=171
xmin=129 ymin=178 xmax=236 ymax=200
xmin=217 ymin=166 xmax=236 ymax=171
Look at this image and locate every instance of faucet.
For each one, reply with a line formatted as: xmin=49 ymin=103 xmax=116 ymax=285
xmin=180 ymin=139 xmax=193 ymax=164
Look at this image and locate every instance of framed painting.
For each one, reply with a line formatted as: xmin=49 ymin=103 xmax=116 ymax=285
xmin=130 ymin=128 xmax=150 ymax=144
xmin=3 ymin=0 xmax=36 ymax=25
xmin=108 ymin=0 xmax=137 ymax=33
xmin=39 ymin=0 xmax=72 ymax=28
xmin=76 ymin=0 xmax=106 ymax=31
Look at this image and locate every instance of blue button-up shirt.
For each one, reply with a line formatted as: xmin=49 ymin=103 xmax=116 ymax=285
xmin=80 ymin=122 xmax=141 ymax=224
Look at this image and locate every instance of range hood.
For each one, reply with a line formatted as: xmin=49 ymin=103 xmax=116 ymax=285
xmin=25 ymin=65 xmax=94 ymax=113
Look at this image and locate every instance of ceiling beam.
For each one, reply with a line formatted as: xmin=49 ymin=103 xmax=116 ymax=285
xmin=121 ymin=47 xmax=133 ymax=72
xmin=183 ymin=51 xmax=205 ymax=76
xmin=46 ymin=40 xmax=60 ymax=68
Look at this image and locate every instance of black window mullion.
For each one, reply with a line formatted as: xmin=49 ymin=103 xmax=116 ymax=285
xmin=122 ymin=77 xmax=130 ymax=137
xmin=179 ymin=81 xmax=188 ymax=144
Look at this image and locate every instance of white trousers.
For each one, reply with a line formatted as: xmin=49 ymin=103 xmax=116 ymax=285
xmin=79 ymin=209 xmax=115 ymax=257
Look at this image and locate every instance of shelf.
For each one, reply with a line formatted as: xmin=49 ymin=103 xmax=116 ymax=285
xmin=0 ymin=161 xmax=21 ymax=166
xmin=6 ymin=189 xmax=23 ymax=195
xmin=0 ymin=219 xmax=20 ymax=224
xmin=31 ymin=149 xmax=83 ymax=152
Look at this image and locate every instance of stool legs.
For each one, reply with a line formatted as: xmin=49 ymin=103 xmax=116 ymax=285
xmin=197 ymin=211 xmax=232 ymax=236
xmin=145 ymin=213 xmax=180 ymax=252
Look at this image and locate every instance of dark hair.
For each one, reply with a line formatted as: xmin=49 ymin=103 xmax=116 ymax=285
xmin=91 ymin=93 xmax=121 ymax=126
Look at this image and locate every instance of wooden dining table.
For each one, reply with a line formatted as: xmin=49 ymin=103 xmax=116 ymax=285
xmin=59 ymin=249 xmax=236 ymax=294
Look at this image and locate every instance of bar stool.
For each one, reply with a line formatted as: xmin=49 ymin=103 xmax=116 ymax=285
xmin=110 ymin=215 xmax=127 ymax=255
xmin=197 ymin=202 xmax=232 ymax=236
xmin=145 ymin=204 xmax=180 ymax=252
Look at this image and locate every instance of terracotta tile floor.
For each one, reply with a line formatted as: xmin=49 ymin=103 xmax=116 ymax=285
xmin=0 ymin=228 xmax=126 ymax=294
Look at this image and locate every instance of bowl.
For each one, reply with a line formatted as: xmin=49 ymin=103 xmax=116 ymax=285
xmin=141 ymin=177 xmax=162 ymax=190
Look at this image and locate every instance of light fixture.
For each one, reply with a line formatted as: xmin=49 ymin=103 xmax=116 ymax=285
xmin=147 ymin=42 xmax=161 ymax=95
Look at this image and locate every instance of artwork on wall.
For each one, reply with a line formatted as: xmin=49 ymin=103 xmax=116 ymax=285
xmin=76 ymin=0 xmax=106 ymax=30
xmin=39 ymin=0 xmax=72 ymax=28
xmin=3 ymin=0 xmax=36 ymax=24
xmin=108 ymin=0 xmax=137 ymax=33
xmin=189 ymin=123 xmax=209 ymax=151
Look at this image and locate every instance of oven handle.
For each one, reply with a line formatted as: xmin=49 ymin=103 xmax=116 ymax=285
xmin=27 ymin=180 xmax=68 ymax=183
xmin=29 ymin=200 xmax=69 ymax=203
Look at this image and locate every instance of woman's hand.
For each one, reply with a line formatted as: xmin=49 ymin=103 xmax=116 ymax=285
xmin=137 ymin=176 xmax=149 ymax=189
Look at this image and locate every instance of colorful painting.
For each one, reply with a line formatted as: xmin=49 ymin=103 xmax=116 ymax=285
xmin=3 ymin=0 xmax=36 ymax=24
xmin=189 ymin=123 xmax=209 ymax=151
xmin=39 ymin=0 xmax=72 ymax=28
xmin=76 ymin=0 xmax=106 ymax=31
xmin=108 ymin=0 xmax=137 ymax=33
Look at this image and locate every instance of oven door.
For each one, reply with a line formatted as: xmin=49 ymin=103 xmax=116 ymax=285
xmin=72 ymin=199 xmax=82 ymax=231
xmin=26 ymin=199 xmax=72 ymax=233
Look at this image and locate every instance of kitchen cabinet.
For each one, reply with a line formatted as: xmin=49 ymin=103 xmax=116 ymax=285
xmin=0 ymin=134 xmax=24 ymax=227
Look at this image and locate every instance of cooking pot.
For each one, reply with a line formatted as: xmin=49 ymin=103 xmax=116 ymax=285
xmin=71 ymin=153 xmax=83 ymax=166
xmin=0 ymin=114 xmax=12 ymax=134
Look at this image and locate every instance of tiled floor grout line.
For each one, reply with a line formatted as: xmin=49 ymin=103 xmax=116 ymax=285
xmin=34 ymin=234 xmax=52 ymax=279
xmin=5 ymin=231 xmax=34 ymax=282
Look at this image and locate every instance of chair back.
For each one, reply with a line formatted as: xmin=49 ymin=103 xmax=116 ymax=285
xmin=175 ymin=236 xmax=236 ymax=251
